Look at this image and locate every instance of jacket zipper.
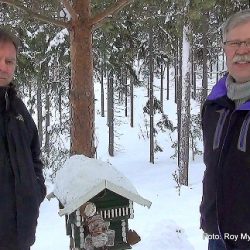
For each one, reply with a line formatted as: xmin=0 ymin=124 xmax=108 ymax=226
xmin=215 ymin=109 xmax=235 ymax=250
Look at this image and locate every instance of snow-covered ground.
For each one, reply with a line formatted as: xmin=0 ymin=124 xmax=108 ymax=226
xmin=32 ymin=72 xmax=209 ymax=249
xmin=33 ymin=158 xmax=207 ymax=250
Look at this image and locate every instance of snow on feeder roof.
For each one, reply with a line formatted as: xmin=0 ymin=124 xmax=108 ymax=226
xmin=48 ymin=155 xmax=152 ymax=216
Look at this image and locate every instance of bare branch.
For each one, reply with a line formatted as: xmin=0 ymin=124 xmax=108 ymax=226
xmin=90 ymin=0 xmax=134 ymax=29
xmin=60 ymin=0 xmax=78 ymax=20
xmin=0 ymin=0 xmax=70 ymax=28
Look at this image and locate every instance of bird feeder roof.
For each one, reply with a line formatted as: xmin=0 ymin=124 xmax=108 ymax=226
xmin=48 ymin=155 xmax=152 ymax=216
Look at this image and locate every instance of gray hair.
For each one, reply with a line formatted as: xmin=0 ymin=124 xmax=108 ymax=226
xmin=222 ymin=9 xmax=250 ymax=42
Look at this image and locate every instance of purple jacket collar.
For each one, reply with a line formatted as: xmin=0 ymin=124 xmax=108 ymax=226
xmin=207 ymin=74 xmax=227 ymax=101
xmin=207 ymin=74 xmax=250 ymax=110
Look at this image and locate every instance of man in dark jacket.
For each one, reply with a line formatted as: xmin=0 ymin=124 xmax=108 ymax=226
xmin=0 ymin=29 xmax=46 ymax=250
xmin=200 ymin=9 xmax=250 ymax=250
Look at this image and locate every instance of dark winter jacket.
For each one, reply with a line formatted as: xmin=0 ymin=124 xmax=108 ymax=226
xmin=0 ymin=85 xmax=46 ymax=250
xmin=200 ymin=74 xmax=250 ymax=249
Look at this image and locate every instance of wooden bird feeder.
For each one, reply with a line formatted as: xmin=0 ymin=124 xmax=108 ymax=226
xmin=47 ymin=155 xmax=151 ymax=250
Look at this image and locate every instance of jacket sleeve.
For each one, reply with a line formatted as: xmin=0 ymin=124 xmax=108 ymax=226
xmin=18 ymin=97 xmax=47 ymax=204
xmin=30 ymin=122 xmax=47 ymax=204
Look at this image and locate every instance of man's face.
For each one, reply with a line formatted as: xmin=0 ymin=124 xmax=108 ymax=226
xmin=0 ymin=41 xmax=16 ymax=86
xmin=224 ymin=21 xmax=250 ymax=83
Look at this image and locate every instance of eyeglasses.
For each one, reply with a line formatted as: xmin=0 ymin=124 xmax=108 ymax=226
xmin=223 ymin=39 xmax=250 ymax=49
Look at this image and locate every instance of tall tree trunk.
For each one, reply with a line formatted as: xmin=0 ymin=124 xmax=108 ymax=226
xmin=101 ymin=55 xmax=105 ymax=117
xmin=191 ymin=48 xmax=196 ymax=100
xmin=124 ymin=69 xmax=128 ymax=117
xmin=177 ymin=36 xmax=182 ymax=169
xmin=216 ymin=53 xmax=219 ymax=83
xmin=37 ymin=80 xmax=43 ymax=145
xmin=174 ymin=45 xmax=178 ymax=104
xmin=28 ymin=83 xmax=34 ymax=115
xmin=179 ymin=24 xmax=191 ymax=186
xmin=130 ymin=75 xmax=134 ymax=128
xmin=193 ymin=61 xmax=197 ymax=99
xmin=70 ymin=0 xmax=95 ymax=157
xmin=149 ymin=24 xmax=154 ymax=164
xmin=108 ymin=72 xmax=114 ymax=156
xmin=210 ymin=60 xmax=213 ymax=80
xmin=201 ymin=12 xmax=209 ymax=106
xmin=58 ymin=86 xmax=62 ymax=129
xmin=190 ymin=131 xmax=195 ymax=161
xmin=147 ymin=75 xmax=150 ymax=97
xmin=160 ymin=63 xmax=164 ymax=111
xmin=45 ymin=81 xmax=50 ymax=155
xmin=118 ymin=69 xmax=123 ymax=103
xmin=166 ymin=60 xmax=170 ymax=100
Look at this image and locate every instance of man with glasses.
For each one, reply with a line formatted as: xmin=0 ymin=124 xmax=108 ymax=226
xmin=200 ymin=9 xmax=250 ymax=250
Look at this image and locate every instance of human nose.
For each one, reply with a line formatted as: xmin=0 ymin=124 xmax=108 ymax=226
xmin=0 ymin=59 xmax=7 ymax=72
xmin=236 ymin=43 xmax=250 ymax=54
